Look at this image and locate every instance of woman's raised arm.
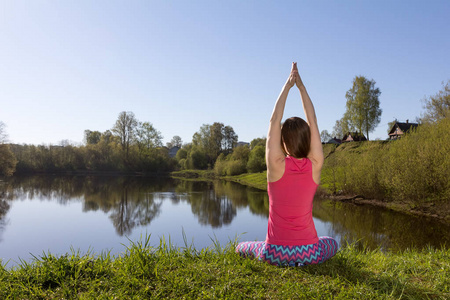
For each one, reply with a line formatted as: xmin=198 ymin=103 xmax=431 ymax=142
xmin=294 ymin=64 xmax=324 ymax=183
xmin=266 ymin=63 xmax=296 ymax=182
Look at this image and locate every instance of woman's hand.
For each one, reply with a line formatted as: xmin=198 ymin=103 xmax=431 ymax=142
xmin=285 ymin=62 xmax=297 ymax=88
xmin=293 ymin=62 xmax=304 ymax=89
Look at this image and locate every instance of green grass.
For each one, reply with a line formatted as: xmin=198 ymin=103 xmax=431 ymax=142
xmin=1 ymin=235 xmax=449 ymax=299
xmin=224 ymin=171 xmax=268 ymax=191
xmin=171 ymin=169 xmax=216 ymax=180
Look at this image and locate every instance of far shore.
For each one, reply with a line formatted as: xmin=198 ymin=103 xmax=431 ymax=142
xmin=2 ymin=169 xmax=449 ymax=225
xmin=171 ymin=169 xmax=450 ymax=225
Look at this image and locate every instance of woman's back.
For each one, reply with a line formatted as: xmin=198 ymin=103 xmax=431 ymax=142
xmin=266 ymin=156 xmax=319 ymax=246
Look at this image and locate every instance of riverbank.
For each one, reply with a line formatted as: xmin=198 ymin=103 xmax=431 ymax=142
xmin=171 ymin=169 xmax=450 ymax=224
xmin=1 ymin=236 xmax=448 ymax=299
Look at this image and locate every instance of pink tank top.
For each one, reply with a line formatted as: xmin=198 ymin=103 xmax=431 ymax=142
xmin=265 ymin=156 xmax=319 ymax=246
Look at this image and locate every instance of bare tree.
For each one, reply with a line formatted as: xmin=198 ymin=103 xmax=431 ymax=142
xmin=0 ymin=122 xmax=8 ymax=144
xmin=112 ymin=111 xmax=138 ymax=159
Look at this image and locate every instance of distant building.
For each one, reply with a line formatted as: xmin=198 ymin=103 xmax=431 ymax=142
xmin=326 ymin=137 xmax=342 ymax=145
xmin=168 ymin=146 xmax=180 ymax=158
xmin=342 ymin=132 xmax=367 ymax=142
xmin=236 ymin=141 xmax=249 ymax=147
xmin=388 ymin=120 xmax=419 ymax=140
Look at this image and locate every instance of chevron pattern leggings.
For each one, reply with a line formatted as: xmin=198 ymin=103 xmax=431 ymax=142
xmin=235 ymin=237 xmax=338 ymax=267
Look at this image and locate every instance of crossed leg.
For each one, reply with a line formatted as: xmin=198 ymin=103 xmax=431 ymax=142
xmin=235 ymin=236 xmax=338 ymax=267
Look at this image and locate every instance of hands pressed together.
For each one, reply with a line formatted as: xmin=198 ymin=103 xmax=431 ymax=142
xmin=286 ymin=62 xmax=303 ymax=89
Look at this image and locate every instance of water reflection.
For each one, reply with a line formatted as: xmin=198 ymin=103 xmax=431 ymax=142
xmin=313 ymin=199 xmax=450 ymax=251
xmin=1 ymin=175 xmax=449 ymax=253
xmin=0 ymin=176 xmax=268 ymax=236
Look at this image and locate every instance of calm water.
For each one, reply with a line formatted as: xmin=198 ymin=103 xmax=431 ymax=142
xmin=1 ymin=175 xmax=449 ymax=267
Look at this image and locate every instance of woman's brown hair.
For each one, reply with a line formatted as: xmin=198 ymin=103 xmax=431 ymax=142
xmin=281 ymin=117 xmax=311 ymax=159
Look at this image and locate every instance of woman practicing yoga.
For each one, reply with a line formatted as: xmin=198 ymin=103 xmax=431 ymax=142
xmin=236 ymin=62 xmax=338 ymax=266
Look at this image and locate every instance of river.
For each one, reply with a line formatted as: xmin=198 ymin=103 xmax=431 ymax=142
xmin=0 ymin=175 xmax=449 ymax=267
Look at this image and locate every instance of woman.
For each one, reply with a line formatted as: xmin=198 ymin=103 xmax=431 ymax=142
xmin=236 ymin=62 xmax=338 ymax=267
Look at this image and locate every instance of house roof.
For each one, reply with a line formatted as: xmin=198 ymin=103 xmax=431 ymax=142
xmin=327 ymin=138 xmax=342 ymax=144
xmin=388 ymin=122 xmax=419 ymax=135
xmin=342 ymin=132 xmax=367 ymax=142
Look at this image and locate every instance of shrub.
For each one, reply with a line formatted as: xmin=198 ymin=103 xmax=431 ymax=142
xmin=246 ymin=145 xmax=266 ymax=173
xmin=225 ymin=160 xmax=247 ymax=176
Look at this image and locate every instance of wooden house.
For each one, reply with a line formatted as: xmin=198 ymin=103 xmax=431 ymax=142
xmin=388 ymin=120 xmax=419 ymax=140
xmin=342 ymin=132 xmax=367 ymax=142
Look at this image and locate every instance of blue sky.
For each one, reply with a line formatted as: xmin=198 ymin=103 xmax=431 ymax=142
xmin=1 ymin=1 xmax=449 ymax=145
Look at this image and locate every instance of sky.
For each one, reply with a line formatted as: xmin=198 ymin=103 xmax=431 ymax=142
xmin=1 ymin=0 xmax=449 ymax=146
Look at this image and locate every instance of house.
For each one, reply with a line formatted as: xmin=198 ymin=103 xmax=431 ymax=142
xmin=236 ymin=141 xmax=250 ymax=147
xmin=342 ymin=132 xmax=367 ymax=142
xmin=388 ymin=120 xmax=419 ymax=140
xmin=168 ymin=146 xmax=180 ymax=158
xmin=326 ymin=137 xmax=342 ymax=145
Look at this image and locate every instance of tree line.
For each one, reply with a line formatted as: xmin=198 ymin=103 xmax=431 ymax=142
xmin=0 ymin=111 xmax=265 ymax=176
xmin=1 ymin=79 xmax=448 ymax=177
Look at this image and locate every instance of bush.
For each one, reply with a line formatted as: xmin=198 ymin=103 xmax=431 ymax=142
xmin=381 ymin=117 xmax=450 ymax=203
xmin=321 ymin=117 xmax=450 ymax=204
xmin=189 ymin=148 xmax=208 ymax=170
xmin=246 ymin=145 xmax=266 ymax=173
xmin=225 ymin=160 xmax=247 ymax=176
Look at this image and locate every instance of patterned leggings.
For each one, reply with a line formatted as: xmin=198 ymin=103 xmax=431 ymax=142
xmin=235 ymin=237 xmax=338 ymax=267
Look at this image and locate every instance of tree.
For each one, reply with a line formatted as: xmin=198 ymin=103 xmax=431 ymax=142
xmin=345 ymin=76 xmax=382 ymax=140
xmin=387 ymin=119 xmax=398 ymax=134
xmin=421 ymin=80 xmax=450 ymax=123
xmin=250 ymin=137 xmax=266 ymax=149
xmin=0 ymin=122 xmax=7 ymax=144
xmin=192 ymin=122 xmax=238 ymax=164
xmin=188 ymin=147 xmax=208 ymax=169
xmin=111 ymin=111 xmax=138 ymax=158
xmin=222 ymin=125 xmax=238 ymax=154
xmin=166 ymin=135 xmax=182 ymax=148
xmin=0 ymin=122 xmax=17 ymax=176
xmin=331 ymin=116 xmax=352 ymax=139
xmin=247 ymin=145 xmax=266 ymax=173
xmin=135 ymin=122 xmax=163 ymax=151
xmin=84 ymin=130 xmax=101 ymax=145
xmin=320 ymin=130 xmax=332 ymax=143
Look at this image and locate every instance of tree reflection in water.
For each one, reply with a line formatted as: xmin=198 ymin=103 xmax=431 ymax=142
xmin=1 ymin=176 xmax=268 ymax=237
xmin=1 ymin=175 xmax=449 ymax=252
xmin=0 ymin=181 xmax=12 ymax=242
xmin=313 ymin=198 xmax=450 ymax=252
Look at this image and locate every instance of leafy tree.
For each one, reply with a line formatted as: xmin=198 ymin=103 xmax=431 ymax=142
xmin=345 ymin=76 xmax=382 ymax=140
xmin=421 ymin=80 xmax=450 ymax=123
xmin=166 ymin=135 xmax=183 ymax=148
xmin=135 ymin=122 xmax=162 ymax=150
xmin=210 ymin=122 xmax=224 ymax=159
xmin=250 ymin=137 xmax=266 ymax=149
xmin=112 ymin=111 xmax=138 ymax=158
xmin=331 ymin=116 xmax=352 ymax=139
xmin=230 ymin=145 xmax=250 ymax=161
xmin=176 ymin=147 xmax=188 ymax=161
xmin=0 ymin=145 xmax=17 ymax=176
xmin=222 ymin=125 xmax=238 ymax=154
xmin=84 ymin=130 xmax=102 ymax=145
xmin=320 ymin=130 xmax=332 ymax=143
xmin=188 ymin=147 xmax=208 ymax=169
xmin=192 ymin=122 xmax=238 ymax=164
